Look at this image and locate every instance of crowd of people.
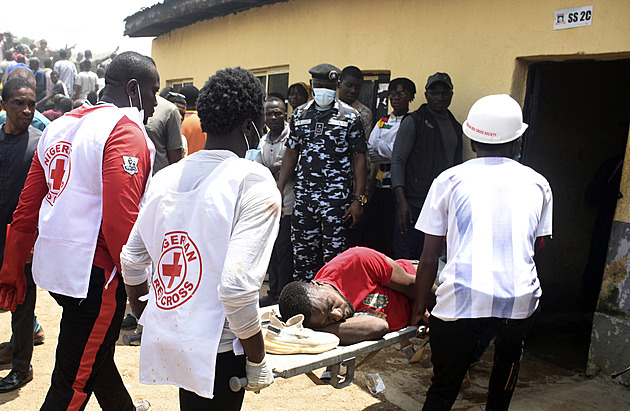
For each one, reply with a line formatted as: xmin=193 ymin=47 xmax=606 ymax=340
xmin=0 ymin=31 xmax=553 ymax=411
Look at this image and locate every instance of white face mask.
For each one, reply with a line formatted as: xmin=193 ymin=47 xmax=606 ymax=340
xmin=243 ymin=121 xmax=262 ymax=160
xmin=312 ymin=88 xmax=336 ymax=108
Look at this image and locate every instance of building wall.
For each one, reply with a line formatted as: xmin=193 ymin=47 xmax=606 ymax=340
xmin=151 ymin=0 xmax=630 ymax=123
xmin=148 ymin=0 xmax=630 ymax=380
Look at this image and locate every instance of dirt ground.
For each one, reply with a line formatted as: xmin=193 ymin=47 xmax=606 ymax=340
xmin=1 ymin=287 xmax=630 ymax=410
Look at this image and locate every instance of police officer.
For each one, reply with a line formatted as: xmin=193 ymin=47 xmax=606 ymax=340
xmin=277 ymin=63 xmax=368 ymax=282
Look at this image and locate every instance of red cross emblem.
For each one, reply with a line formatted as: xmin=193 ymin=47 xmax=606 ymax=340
xmin=155 ymin=231 xmax=202 ymax=310
xmin=43 ymin=141 xmax=72 ymax=206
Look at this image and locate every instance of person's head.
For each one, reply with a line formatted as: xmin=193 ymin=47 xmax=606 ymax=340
xmin=287 ymin=82 xmax=309 ymax=110
xmin=1 ymin=78 xmax=36 ymax=134
xmin=43 ymin=58 xmax=52 ymax=69
xmin=59 ymin=49 xmax=68 ymax=59
xmin=28 ymin=57 xmax=40 ymax=71
xmin=179 ymin=85 xmax=199 ymax=110
xmin=96 ymin=67 xmax=105 ymax=79
xmin=86 ymin=90 xmax=98 ymax=105
xmin=3 ymin=50 xmax=13 ymax=61
xmin=73 ymin=99 xmax=84 ymax=109
xmin=8 ymin=67 xmax=36 ymax=88
xmin=84 ymin=50 xmax=92 ymax=60
xmin=279 ymin=281 xmax=355 ymax=329
xmin=338 ymin=66 xmax=363 ymax=105
xmin=197 ymin=67 xmax=265 ymax=156
xmin=264 ymin=97 xmax=286 ymax=134
xmin=388 ymin=77 xmax=416 ymax=115
xmin=82 ymin=59 xmax=92 ymax=71
xmin=16 ymin=54 xmax=26 ymax=64
xmin=52 ymin=93 xmax=64 ymax=110
xmin=165 ymin=91 xmax=187 ymax=121
xmin=309 ymin=63 xmax=340 ymax=108
xmin=424 ymin=72 xmax=453 ymax=114
xmin=103 ymin=51 xmax=160 ymax=123
xmin=59 ymin=97 xmax=73 ymax=114
xmin=159 ymin=86 xmax=173 ymax=98
xmin=40 ymin=39 xmax=47 ymax=48
xmin=50 ymin=70 xmax=59 ymax=84
xmin=464 ymin=94 xmax=527 ymax=158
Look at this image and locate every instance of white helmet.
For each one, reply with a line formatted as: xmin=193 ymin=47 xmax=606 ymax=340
xmin=462 ymin=94 xmax=528 ymax=144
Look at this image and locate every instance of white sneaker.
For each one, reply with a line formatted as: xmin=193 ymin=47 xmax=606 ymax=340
xmin=134 ymin=399 xmax=150 ymax=411
xmin=264 ymin=314 xmax=339 ymax=354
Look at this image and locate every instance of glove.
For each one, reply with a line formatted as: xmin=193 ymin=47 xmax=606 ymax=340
xmin=245 ymin=357 xmax=274 ymax=392
xmin=0 ymin=226 xmax=37 ymax=311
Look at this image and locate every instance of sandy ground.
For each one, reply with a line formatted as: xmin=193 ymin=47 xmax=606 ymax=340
xmin=1 ymin=286 xmax=630 ymax=410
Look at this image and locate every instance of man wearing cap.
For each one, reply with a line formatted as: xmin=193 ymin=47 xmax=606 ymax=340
xmin=391 ymin=72 xmax=462 ymax=260
xmin=412 ymin=94 xmax=553 ymax=410
xmin=277 ymin=63 xmax=368 ymax=282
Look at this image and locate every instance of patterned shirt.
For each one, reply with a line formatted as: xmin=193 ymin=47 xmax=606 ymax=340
xmin=287 ymin=99 xmax=367 ymax=199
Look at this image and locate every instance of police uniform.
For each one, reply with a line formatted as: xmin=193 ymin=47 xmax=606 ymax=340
xmin=287 ymin=64 xmax=367 ymax=281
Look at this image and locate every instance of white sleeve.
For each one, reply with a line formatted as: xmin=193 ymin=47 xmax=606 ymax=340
xmin=415 ymin=176 xmax=450 ymax=236
xmin=120 ymin=222 xmax=153 ymax=286
xmin=536 ymin=180 xmax=553 ymax=237
xmin=218 ymin=171 xmax=281 ymax=340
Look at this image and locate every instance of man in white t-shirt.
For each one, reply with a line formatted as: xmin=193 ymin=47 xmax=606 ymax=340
xmin=73 ymin=59 xmax=99 ymax=101
xmin=53 ymin=49 xmax=77 ymax=96
xmin=412 ymin=94 xmax=553 ymax=410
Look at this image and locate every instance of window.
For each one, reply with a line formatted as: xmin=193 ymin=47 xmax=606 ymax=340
xmin=167 ymin=79 xmax=194 ymax=92
xmin=252 ymin=67 xmax=289 ymax=100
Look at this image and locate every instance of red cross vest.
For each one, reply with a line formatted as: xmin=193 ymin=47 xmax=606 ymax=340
xmin=134 ymin=154 xmax=266 ymax=398
xmin=33 ymin=104 xmax=154 ymax=298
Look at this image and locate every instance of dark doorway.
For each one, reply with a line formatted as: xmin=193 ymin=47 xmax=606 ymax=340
xmin=520 ymin=59 xmax=630 ymax=370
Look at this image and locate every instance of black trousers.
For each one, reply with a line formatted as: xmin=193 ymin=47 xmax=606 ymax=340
xmin=179 ymin=351 xmax=247 ymax=410
xmin=11 ymin=263 xmax=36 ymax=373
xmin=423 ymin=311 xmax=539 ymax=411
xmin=41 ymin=266 xmax=133 ymax=411
xmin=266 ymin=214 xmax=294 ymax=300
xmin=392 ymin=202 xmax=424 ymax=260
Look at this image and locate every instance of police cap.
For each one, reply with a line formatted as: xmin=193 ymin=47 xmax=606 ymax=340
xmin=309 ymin=64 xmax=341 ymax=81
xmin=425 ymin=72 xmax=453 ymax=90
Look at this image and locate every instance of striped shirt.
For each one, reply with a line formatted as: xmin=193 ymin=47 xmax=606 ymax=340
xmin=416 ymin=157 xmax=553 ymax=320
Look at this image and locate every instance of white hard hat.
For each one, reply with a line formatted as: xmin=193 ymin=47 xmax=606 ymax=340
xmin=462 ymin=94 xmax=528 ymax=144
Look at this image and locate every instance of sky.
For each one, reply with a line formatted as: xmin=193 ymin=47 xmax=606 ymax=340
xmin=3 ymin=0 xmax=161 ymax=58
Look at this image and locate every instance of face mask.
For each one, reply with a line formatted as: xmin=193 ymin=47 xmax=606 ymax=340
xmin=312 ymin=88 xmax=336 ymax=108
xmin=243 ymin=121 xmax=262 ymax=160
xmin=128 ymin=81 xmax=145 ymax=122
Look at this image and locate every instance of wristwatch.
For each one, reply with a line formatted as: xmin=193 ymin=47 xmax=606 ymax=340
xmin=353 ymin=195 xmax=368 ymax=206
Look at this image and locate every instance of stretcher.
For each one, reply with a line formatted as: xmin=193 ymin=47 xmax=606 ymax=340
xmin=266 ymin=324 xmax=422 ymax=388
xmin=254 ymin=304 xmax=427 ymax=389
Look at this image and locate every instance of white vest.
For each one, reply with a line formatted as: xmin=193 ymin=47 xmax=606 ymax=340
xmin=136 ymin=156 xmax=260 ymax=398
xmin=33 ymin=105 xmax=154 ymax=298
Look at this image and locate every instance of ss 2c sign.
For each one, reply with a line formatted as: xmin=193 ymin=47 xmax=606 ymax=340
xmin=554 ymin=6 xmax=593 ymax=30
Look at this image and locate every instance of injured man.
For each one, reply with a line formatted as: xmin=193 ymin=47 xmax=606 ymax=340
xmin=278 ymin=247 xmax=435 ymax=345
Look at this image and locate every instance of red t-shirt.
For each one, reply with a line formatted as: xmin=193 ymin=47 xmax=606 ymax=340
xmin=314 ymin=247 xmax=415 ymax=331
xmin=11 ymin=105 xmax=152 ymax=273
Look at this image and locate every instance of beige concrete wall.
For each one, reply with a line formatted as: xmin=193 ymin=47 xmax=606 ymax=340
xmin=151 ymin=0 xmax=630 ymax=126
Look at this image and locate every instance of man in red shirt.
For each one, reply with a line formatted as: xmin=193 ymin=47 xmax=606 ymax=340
xmin=0 ymin=52 xmax=158 ymax=410
xmin=279 ymin=247 xmax=433 ymax=345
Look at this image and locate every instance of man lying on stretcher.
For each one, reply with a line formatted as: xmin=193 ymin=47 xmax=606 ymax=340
xmin=278 ymin=247 xmax=436 ymax=345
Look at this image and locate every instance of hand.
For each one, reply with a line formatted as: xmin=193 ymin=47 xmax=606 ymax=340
xmin=0 ymin=228 xmax=36 ymax=311
xmin=397 ymin=199 xmax=412 ymax=233
xmin=411 ymin=300 xmax=430 ymax=327
xmin=342 ymin=200 xmax=364 ymax=227
xmin=245 ymin=357 xmax=274 ymax=391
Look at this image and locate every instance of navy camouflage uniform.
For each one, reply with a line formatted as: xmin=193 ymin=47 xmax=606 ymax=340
xmin=287 ymin=99 xmax=367 ymax=281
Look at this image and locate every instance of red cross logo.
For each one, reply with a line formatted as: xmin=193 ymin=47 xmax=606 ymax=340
xmin=162 ymin=252 xmax=183 ymax=288
xmin=51 ymin=158 xmax=65 ymax=191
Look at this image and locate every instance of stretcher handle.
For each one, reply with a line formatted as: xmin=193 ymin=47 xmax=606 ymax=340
xmin=229 ymin=376 xmax=248 ymax=392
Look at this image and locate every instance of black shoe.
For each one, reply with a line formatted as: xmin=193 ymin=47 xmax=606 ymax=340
xmin=121 ymin=313 xmax=138 ymax=330
xmin=0 ymin=366 xmax=33 ymax=393
xmin=259 ymin=295 xmax=277 ymax=307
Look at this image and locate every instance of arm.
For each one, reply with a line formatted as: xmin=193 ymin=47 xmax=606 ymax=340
xmin=166 ymin=148 xmax=183 ymax=164
xmin=165 ymin=107 xmax=183 ymax=165
xmin=73 ymin=84 xmax=80 ymax=100
xmin=391 ymin=117 xmax=416 ymax=232
xmin=101 ymin=118 xmax=152 ymax=274
xmin=120 ymin=222 xmax=152 ymax=318
xmin=411 ymin=234 xmax=443 ymax=325
xmin=343 ymin=152 xmax=367 ymax=225
xmin=218 ymin=172 xmax=281 ymax=360
xmin=277 ymin=147 xmax=298 ymax=197
xmin=385 ymin=257 xmax=416 ymax=299
xmin=319 ymin=315 xmax=389 ymax=345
